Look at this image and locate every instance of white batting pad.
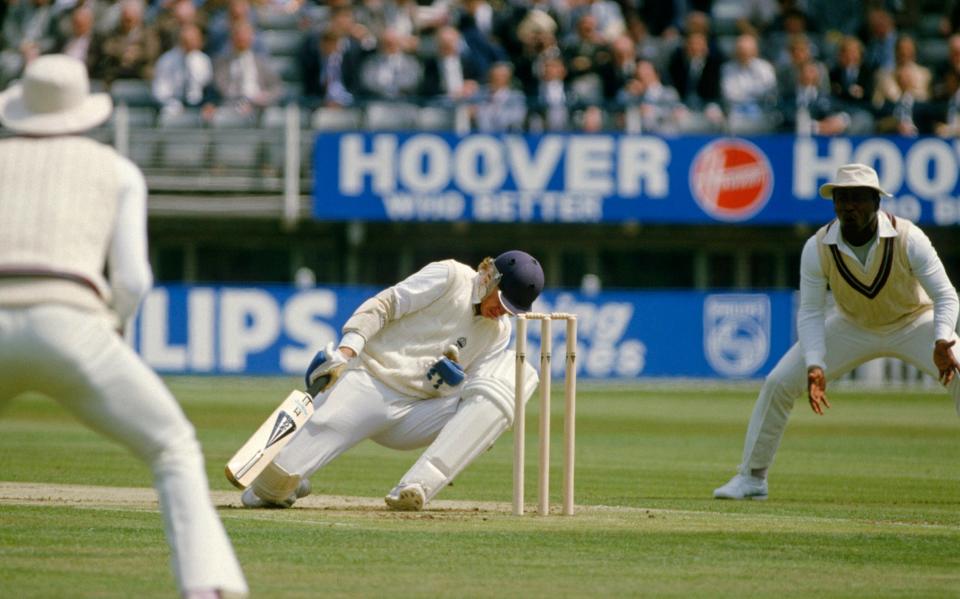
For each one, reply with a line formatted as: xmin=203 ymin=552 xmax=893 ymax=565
xmin=250 ymin=461 xmax=302 ymax=504
xmin=394 ymin=350 xmax=539 ymax=502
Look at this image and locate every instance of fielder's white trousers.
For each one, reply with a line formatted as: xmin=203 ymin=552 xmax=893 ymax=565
xmin=274 ymin=368 xmax=461 ymax=478
xmin=0 ymin=305 xmax=247 ymax=597
xmin=739 ymin=309 xmax=960 ymax=475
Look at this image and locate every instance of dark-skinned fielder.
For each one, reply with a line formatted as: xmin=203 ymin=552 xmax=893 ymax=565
xmin=714 ymin=163 xmax=960 ymax=500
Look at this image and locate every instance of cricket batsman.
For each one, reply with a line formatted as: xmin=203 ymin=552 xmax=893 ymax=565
xmin=239 ymin=250 xmax=545 ymax=511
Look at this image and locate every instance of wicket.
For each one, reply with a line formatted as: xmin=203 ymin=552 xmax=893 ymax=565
xmin=513 ymin=312 xmax=577 ymax=516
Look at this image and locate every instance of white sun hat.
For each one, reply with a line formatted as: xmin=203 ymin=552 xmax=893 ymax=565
xmin=818 ymin=163 xmax=892 ymax=199
xmin=0 ymin=54 xmax=112 ymax=135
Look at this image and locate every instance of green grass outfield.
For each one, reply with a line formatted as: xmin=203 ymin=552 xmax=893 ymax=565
xmin=1 ymin=377 xmax=959 ymax=598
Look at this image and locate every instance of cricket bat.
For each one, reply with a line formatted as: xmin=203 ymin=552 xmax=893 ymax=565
xmin=225 ymin=389 xmax=316 ymax=489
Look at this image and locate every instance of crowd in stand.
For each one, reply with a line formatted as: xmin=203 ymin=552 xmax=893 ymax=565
xmin=3 ymin=0 xmax=960 ymax=135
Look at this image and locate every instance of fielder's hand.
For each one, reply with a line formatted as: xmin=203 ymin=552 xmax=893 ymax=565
xmin=933 ymin=339 xmax=960 ymax=385
xmin=305 ymin=341 xmax=351 ymax=395
xmin=426 ymin=345 xmax=465 ymax=390
xmin=807 ymin=366 xmax=830 ymax=415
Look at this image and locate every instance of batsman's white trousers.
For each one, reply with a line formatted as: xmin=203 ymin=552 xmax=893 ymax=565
xmin=273 ymin=368 xmax=462 ymax=478
xmin=739 ymin=309 xmax=960 ymax=475
xmin=0 ymin=305 xmax=247 ymax=597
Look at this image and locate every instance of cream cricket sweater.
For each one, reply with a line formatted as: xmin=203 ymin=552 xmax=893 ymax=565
xmin=343 ymin=260 xmax=509 ymax=399
xmin=815 ymin=215 xmax=932 ymax=333
xmin=0 ymin=136 xmax=123 ymax=315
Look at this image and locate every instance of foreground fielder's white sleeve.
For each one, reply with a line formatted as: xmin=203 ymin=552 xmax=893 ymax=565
xmin=905 ymin=226 xmax=960 ymax=342
xmin=108 ymin=157 xmax=153 ymax=323
xmin=797 ymin=235 xmax=828 ymax=369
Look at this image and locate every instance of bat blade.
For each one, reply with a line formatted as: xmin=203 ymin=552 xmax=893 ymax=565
xmin=225 ymin=390 xmax=315 ymax=489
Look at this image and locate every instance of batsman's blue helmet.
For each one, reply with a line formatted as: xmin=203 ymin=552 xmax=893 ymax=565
xmin=494 ymin=250 xmax=544 ymax=314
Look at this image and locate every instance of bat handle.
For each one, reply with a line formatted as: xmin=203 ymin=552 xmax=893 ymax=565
xmin=307 ymin=374 xmax=330 ymax=397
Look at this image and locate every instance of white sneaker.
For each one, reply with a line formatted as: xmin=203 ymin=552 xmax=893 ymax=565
xmin=241 ymin=478 xmax=312 ymax=509
xmin=384 ymin=483 xmax=426 ymax=511
xmin=713 ymin=474 xmax=768 ymax=500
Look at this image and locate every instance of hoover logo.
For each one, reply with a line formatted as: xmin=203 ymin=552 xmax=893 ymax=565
xmin=703 ymin=295 xmax=770 ymax=377
xmin=690 ymin=139 xmax=773 ymax=222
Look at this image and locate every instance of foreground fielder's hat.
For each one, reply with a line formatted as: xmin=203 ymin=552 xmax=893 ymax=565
xmin=494 ymin=250 xmax=544 ymax=315
xmin=818 ymin=163 xmax=892 ymax=199
xmin=0 ymin=54 xmax=112 ymax=135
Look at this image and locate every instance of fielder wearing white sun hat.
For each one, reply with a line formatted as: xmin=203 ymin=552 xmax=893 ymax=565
xmin=0 ymin=54 xmax=112 ymax=135
xmin=818 ymin=163 xmax=893 ymax=199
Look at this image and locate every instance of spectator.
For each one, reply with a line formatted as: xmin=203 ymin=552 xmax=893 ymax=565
xmin=861 ymin=6 xmax=897 ymax=73
xmin=623 ymin=12 xmax=665 ymax=66
xmin=420 ymin=25 xmax=482 ymax=103
xmin=933 ymin=68 xmax=960 ymax=137
xmin=88 ymin=0 xmax=162 ymax=85
xmin=212 ymin=20 xmax=282 ymax=121
xmin=154 ymin=0 xmax=204 ymax=52
xmin=312 ymin=5 xmax=376 ymax=100
xmin=618 ymin=59 xmax=683 ymax=134
xmin=667 ymin=31 xmax=723 ymax=110
xmin=0 ymin=0 xmax=59 ymax=87
xmin=55 ymin=4 xmax=95 ymax=64
xmin=775 ymin=34 xmax=829 ymax=101
xmin=561 ymin=12 xmax=610 ymax=105
xmin=830 ymin=35 xmax=873 ymax=107
xmin=600 ymin=34 xmax=637 ymax=102
xmin=357 ymin=27 xmax=423 ymax=100
xmin=783 ymin=60 xmax=851 ymax=135
xmin=766 ymin=8 xmax=820 ymax=69
xmin=355 ymin=0 xmax=430 ymax=50
xmin=872 ymin=35 xmax=931 ymax=108
xmin=299 ymin=28 xmax=356 ymax=108
xmin=933 ymin=35 xmax=960 ymax=102
xmin=828 ymin=35 xmax=875 ymax=134
xmin=473 ymin=61 xmax=526 ymax=132
xmin=152 ymin=23 xmax=214 ymax=118
xmin=721 ymin=33 xmax=778 ymax=134
xmin=577 ymin=0 xmax=626 ymax=42
xmin=205 ymin=0 xmax=262 ymax=58
xmin=492 ymin=0 xmax=560 ymax=62
xmin=875 ymin=64 xmax=936 ymax=136
xmin=530 ymin=53 xmax=568 ymax=131
xmin=456 ymin=1 xmax=506 ymax=77
xmin=510 ymin=8 xmax=558 ymax=99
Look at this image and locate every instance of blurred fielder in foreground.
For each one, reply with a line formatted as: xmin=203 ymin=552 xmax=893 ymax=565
xmin=0 ymin=55 xmax=248 ymax=598
xmin=715 ymin=163 xmax=960 ymax=500
xmin=238 ymin=250 xmax=544 ymax=511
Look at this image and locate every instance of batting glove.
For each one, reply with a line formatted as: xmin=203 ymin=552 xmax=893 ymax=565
xmin=426 ymin=356 xmax=465 ymax=390
xmin=305 ymin=341 xmax=350 ymax=395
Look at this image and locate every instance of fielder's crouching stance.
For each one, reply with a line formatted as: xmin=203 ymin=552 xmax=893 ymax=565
xmin=714 ymin=163 xmax=960 ymax=501
xmin=241 ymin=250 xmax=545 ymax=511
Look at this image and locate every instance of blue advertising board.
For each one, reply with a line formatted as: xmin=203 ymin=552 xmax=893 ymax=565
xmin=131 ymin=285 xmax=797 ymax=380
xmin=312 ymin=133 xmax=960 ymax=226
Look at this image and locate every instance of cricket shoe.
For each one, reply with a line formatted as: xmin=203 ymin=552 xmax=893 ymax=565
xmin=241 ymin=478 xmax=312 ymax=508
xmin=384 ymin=482 xmax=426 ymax=511
xmin=713 ymin=474 xmax=768 ymax=500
